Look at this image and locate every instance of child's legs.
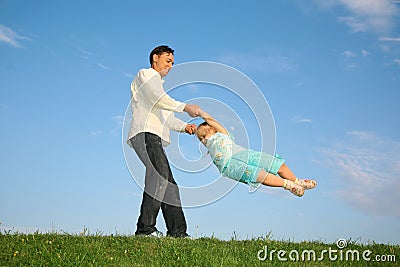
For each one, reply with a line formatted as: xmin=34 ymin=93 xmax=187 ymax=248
xmin=253 ymin=152 xmax=296 ymax=181
xmin=277 ymin=163 xmax=297 ymax=182
xmin=224 ymin=151 xmax=298 ymax=185
xmin=255 ymin=169 xmax=284 ymax=187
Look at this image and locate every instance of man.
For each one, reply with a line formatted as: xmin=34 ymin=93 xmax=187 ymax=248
xmin=127 ymin=45 xmax=200 ymax=237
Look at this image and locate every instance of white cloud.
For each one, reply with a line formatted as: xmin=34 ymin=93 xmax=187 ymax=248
xmin=97 ymin=63 xmax=110 ymax=70
xmin=305 ymin=0 xmax=398 ymax=34
xmin=89 ymin=116 xmax=124 ymax=137
xmin=112 ymin=115 xmax=124 ymax=126
xmin=346 ymin=130 xmax=376 ymax=140
xmin=88 ymin=116 xmax=124 ymax=137
xmin=344 ymin=62 xmax=358 ymax=69
xmin=77 ymin=46 xmax=93 ymax=56
xmin=339 ymin=0 xmax=395 ymax=17
xmin=383 ymin=58 xmax=400 ymax=66
xmin=337 ymin=16 xmax=367 ymax=32
xmin=0 ymin=24 xmax=31 ymax=47
xmin=111 ymin=115 xmax=124 ymax=136
xmin=361 ymin=49 xmax=371 ymax=57
xmin=378 ymin=37 xmax=400 ymax=53
xmin=379 ymin=37 xmax=400 ymax=42
xmin=319 ymin=131 xmax=400 ymax=217
xmin=338 ymin=0 xmax=398 ymax=33
xmin=89 ymin=130 xmax=102 ymax=137
xmin=342 ymin=50 xmax=357 ymax=58
xmin=291 ymin=115 xmax=313 ymax=123
xmin=123 ymin=72 xmax=134 ymax=79
xmin=340 ymin=49 xmax=371 ymax=69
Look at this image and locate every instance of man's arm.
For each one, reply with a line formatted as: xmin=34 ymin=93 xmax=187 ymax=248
xmin=163 ymin=111 xmax=196 ymax=134
xmin=139 ymin=70 xmax=186 ymax=112
xmin=164 ymin=113 xmax=187 ymax=132
xmin=138 ymin=70 xmax=201 ymax=118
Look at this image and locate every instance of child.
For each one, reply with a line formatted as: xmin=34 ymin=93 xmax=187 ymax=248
xmin=196 ymin=110 xmax=316 ymax=197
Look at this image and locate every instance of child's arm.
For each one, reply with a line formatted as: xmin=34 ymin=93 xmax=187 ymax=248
xmin=199 ymin=109 xmax=228 ymax=135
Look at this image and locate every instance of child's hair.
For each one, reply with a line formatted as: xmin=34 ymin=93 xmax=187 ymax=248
xmin=196 ymin=121 xmax=211 ymax=156
xmin=196 ymin=121 xmax=211 ymax=142
xmin=198 ymin=121 xmax=209 ymax=128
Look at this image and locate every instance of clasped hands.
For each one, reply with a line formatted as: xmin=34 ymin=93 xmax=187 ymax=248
xmin=183 ymin=104 xmax=208 ymax=135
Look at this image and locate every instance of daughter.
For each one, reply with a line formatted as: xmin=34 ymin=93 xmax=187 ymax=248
xmin=196 ymin=110 xmax=316 ymax=197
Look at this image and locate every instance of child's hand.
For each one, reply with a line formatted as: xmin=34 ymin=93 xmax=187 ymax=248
xmin=198 ymin=109 xmax=212 ymax=119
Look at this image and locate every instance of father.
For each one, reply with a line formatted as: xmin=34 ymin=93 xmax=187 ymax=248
xmin=127 ymin=45 xmax=200 ymax=237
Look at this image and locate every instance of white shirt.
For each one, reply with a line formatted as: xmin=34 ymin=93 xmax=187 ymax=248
xmin=127 ymin=68 xmax=187 ymax=146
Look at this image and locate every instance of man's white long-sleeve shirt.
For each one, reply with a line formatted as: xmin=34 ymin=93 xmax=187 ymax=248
xmin=127 ymin=68 xmax=187 ymax=146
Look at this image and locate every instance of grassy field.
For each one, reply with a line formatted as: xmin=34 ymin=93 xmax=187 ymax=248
xmin=0 ymin=231 xmax=398 ymax=266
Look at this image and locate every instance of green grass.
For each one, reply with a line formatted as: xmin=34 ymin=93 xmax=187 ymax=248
xmin=0 ymin=231 xmax=398 ymax=266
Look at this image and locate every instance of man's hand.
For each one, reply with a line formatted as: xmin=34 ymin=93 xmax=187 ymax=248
xmin=184 ymin=104 xmax=201 ymax=118
xmin=185 ymin=124 xmax=197 ymax=135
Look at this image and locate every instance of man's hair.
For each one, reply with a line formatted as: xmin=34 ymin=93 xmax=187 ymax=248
xmin=149 ymin=45 xmax=174 ymax=66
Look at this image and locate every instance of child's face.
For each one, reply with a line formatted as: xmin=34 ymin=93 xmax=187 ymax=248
xmin=196 ymin=125 xmax=216 ymax=145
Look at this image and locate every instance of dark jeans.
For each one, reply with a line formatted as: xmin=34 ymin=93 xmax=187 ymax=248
xmin=130 ymin=132 xmax=187 ymax=237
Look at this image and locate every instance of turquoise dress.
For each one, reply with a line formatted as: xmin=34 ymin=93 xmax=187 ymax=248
xmin=205 ymin=132 xmax=285 ymax=185
xmin=205 ymin=132 xmax=245 ymax=172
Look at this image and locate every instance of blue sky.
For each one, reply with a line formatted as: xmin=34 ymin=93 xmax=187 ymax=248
xmin=1 ymin=0 xmax=400 ymax=244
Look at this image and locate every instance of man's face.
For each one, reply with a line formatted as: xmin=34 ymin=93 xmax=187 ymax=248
xmin=152 ymin=52 xmax=174 ymax=77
